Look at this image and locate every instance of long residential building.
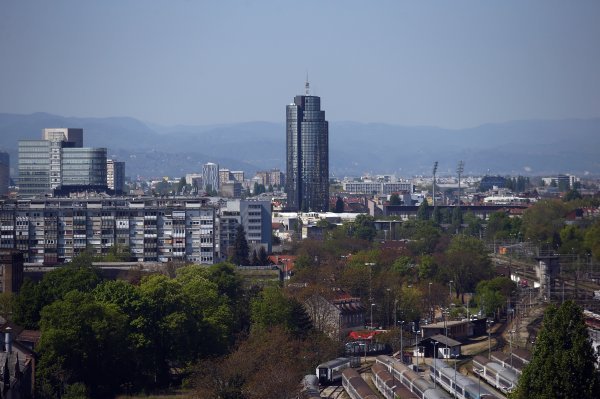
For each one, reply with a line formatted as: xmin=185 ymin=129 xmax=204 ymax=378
xmin=342 ymin=181 xmax=413 ymax=195
xmin=0 ymin=197 xmax=272 ymax=265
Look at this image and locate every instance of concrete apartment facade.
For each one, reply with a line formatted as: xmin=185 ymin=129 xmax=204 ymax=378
xmin=107 ymin=159 xmax=126 ymax=194
xmin=0 ymin=197 xmax=272 ymax=266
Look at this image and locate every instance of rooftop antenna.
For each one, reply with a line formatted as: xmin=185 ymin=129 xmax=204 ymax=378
xmin=432 ymin=161 xmax=438 ymax=207
xmin=305 ymin=72 xmax=310 ymax=95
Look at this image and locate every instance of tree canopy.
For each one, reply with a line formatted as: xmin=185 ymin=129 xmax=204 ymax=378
xmin=230 ymin=224 xmax=250 ymax=265
xmin=512 ymin=301 xmax=600 ymax=398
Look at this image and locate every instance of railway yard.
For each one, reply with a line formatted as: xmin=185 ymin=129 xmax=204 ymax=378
xmin=305 ymin=252 xmax=600 ymax=399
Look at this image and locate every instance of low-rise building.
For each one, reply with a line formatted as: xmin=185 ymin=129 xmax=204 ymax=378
xmin=304 ymin=291 xmax=365 ymax=341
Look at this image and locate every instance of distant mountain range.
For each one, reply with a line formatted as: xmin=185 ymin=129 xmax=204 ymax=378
xmin=1 ymin=112 xmax=599 ymax=178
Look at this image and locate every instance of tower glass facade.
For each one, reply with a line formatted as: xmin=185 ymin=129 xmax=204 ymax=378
xmin=62 ymin=148 xmax=107 ymax=186
xmin=286 ymin=91 xmax=329 ymax=211
xmin=0 ymin=152 xmax=9 ymax=196
xmin=202 ymin=162 xmax=220 ymax=193
xmin=18 ymin=140 xmax=51 ymax=197
xmin=18 ymin=128 xmax=109 ymax=197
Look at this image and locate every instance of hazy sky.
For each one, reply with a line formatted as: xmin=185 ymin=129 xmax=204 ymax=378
xmin=1 ymin=0 xmax=599 ymax=128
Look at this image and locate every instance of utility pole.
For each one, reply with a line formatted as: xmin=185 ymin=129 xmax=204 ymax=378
xmin=456 ymin=160 xmax=464 ymax=209
xmin=432 ymin=161 xmax=438 ymax=207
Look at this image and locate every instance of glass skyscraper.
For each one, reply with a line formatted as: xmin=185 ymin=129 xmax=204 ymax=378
xmin=18 ymin=128 xmax=108 ymax=197
xmin=286 ymin=82 xmax=329 ymax=211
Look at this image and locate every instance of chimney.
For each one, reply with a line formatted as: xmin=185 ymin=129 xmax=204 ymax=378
xmin=4 ymin=327 xmax=11 ymax=354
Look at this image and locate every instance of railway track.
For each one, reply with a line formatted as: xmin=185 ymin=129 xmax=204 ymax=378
xmin=321 ymin=384 xmax=345 ymax=398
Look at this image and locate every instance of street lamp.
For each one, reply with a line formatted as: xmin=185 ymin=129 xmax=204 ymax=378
xmin=415 ymin=329 xmax=421 ymax=371
xmin=429 ymin=282 xmax=433 ymax=322
xmin=487 ymin=319 xmax=493 ymax=359
xmin=509 ymin=330 xmax=515 ymax=369
xmin=450 ymin=353 xmax=459 ymax=398
xmin=386 ymin=288 xmax=391 ymax=328
xmin=449 ymin=280 xmax=454 ymax=302
xmin=433 ymin=341 xmax=439 ymax=388
xmin=371 ymin=303 xmax=376 ymax=330
xmin=474 ymin=367 xmax=483 ymax=398
xmin=399 ymin=320 xmax=405 ymax=363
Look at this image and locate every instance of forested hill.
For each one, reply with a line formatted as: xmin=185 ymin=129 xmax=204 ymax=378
xmin=1 ymin=112 xmax=599 ymax=177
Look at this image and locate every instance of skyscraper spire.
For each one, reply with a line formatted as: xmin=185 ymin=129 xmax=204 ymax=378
xmin=305 ymin=73 xmax=310 ymax=95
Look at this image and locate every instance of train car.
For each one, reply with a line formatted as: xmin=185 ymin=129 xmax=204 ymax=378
xmin=375 ymin=355 xmax=450 ymax=399
xmin=300 ymin=375 xmax=321 ymax=399
xmin=473 ymin=355 xmax=518 ymax=394
xmin=490 ymin=351 xmax=526 ymax=375
xmin=372 ymin=363 xmax=418 ymax=399
xmin=342 ymin=368 xmax=380 ymax=399
xmin=430 ymin=358 xmax=501 ymax=399
xmin=316 ymin=357 xmax=352 ymax=385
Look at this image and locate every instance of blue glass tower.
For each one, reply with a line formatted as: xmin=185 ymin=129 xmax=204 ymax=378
xmin=286 ymin=81 xmax=329 ymax=212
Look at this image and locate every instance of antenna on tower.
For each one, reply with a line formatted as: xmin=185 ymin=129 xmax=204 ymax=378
xmin=305 ymin=72 xmax=310 ymax=95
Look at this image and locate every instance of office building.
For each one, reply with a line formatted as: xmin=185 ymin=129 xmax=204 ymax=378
xmin=253 ymin=169 xmax=285 ymax=188
xmin=269 ymin=169 xmax=285 ymax=187
xmin=18 ymin=128 xmax=108 ymax=197
xmin=62 ymin=148 xmax=107 ymax=186
xmin=221 ymin=182 xmax=242 ymax=198
xmin=231 ymin=170 xmax=245 ymax=183
xmin=107 ymin=159 xmax=126 ymax=194
xmin=342 ymin=181 xmax=414 ymax=195
xmin=202 ymin=162 xmax=220 ymax=193
xmin=219 ymin=169 xmax=232 ymax=184
xmin=216 ymin=199 xmax=272 ymax=261
xmin=0 ymin=152 xmax=9 ymax=196
xmin=43 ymin=128 xmax=83 ymax=147
xmin=18 ymin=140 xmax=51 ymax=197
xmin=286 ymin=80 xmax=329 ymax=211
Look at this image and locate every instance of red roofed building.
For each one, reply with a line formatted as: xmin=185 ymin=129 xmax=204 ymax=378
xmin=268 ymin=255 xmax=297 ymax=279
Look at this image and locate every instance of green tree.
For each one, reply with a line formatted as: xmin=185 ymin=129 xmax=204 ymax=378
xmin=432 ymin=206 xmax=442 ymax=224
xmin=512 ymin=301 xmax=600 ymax=398
xmin=395 ymin=285 xmax=424 ymax=324
xmin=253 ymin=182 xmax=266 ymax=195
xmin=451 ymin=206 xmax=463 ymax=232
xmin=475 ymin=277 xmax=515 ymax=318
xmin=486 ymin=211 xmax=512 ymax=241
xmin=463 ymin=211 xmax=483 ymax=237
xmin=37 ymin=291 xmax=132 ymax=399
xmin=258 ymin=246 xmax=269 ymax=265
xmin=410 ymin=220 xmax=442 ymax=254
xmin=564 ymin=189 xmax=582 ymax=202
xmin=13 ymin=260 xmax=103 ymax=329
xmin=389 ymin=193 xmax=401 ymax=205
xmin=0 ymin=292 xmax=14 ymax=322
xmin=559 ymin=224 xmax=586 ymax=255
xmin=584 ymin=220 xmax=600 ymax=261
xmin=443 ymin=235 xmax=493 ymax=301
xmin=230 ymin=224 xmax=250 ymax=265
xmin=417 ymin=198 xmax=430 ymax=221
xmin=334 ymin=196 xmax=345 ymax=212
xmin=521 ymin=199 xmax=568 ymax=249
xmin=250 ymin=286 xmax=297 ymax=332
xmin=177 ymin=176 xmax=187 ymax=193
xmin=250 ymin=249 xmax=259 ymax=266
xmin=352 ymin=214 xmax=377 ymax=241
